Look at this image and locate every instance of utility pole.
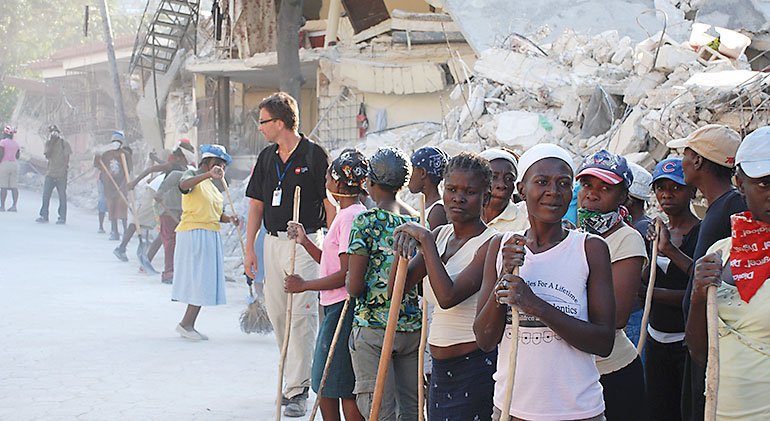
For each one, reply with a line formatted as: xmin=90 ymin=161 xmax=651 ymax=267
xmin=99 ymin=0 xmax=127 ymax=133
xmin=277 ymin=0 xmax=305 ymax=122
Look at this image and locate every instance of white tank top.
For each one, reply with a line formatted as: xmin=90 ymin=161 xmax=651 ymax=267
xmin=494 ymin=230 xmax=605 ymax=420
xmin=425 ymin=224 xmax=497 ymax=347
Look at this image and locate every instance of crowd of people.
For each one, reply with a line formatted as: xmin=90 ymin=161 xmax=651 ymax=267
xmin=230 ymin=92 xmax=768 ymax=420
xmin=5 ymin=88 xmax=769 ymax=420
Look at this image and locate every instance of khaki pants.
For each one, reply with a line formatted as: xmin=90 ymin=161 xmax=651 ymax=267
xmin=349 ymin=326 xmax=420 ymax=420
xmin=263 ymin=231 xmax=322 ymax=398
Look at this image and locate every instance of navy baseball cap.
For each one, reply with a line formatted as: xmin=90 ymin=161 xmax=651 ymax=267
xmin=576 ymin=149 xmax=633 ymax=187
xmin=652 ymin=158 xmax=686 ymax=186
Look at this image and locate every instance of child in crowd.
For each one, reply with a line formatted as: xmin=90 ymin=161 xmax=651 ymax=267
xmin=686 ymin=127 xmax=770 ymax=419
xmin=284 ymin=151 xmax=368 ymax=421
xmin=644 ymin=158 xmax=700 ymax=420
xmin=576 ymin=150 xmax=648 ymax=420
xmin=393 ymin=152 xmax=498 ymax=420
xmin=408 ymin=146 xmax=449 ymax=229
xmin=346 ymin=147 xmax=420 ymax=420
xmin=475 ymin=144 xmax=615 ymax=420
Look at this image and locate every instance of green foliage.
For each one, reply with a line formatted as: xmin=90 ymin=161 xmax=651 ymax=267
xmin=0 ymin=0 xmax=141 ymax=120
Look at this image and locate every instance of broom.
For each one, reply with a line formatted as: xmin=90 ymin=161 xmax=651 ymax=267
xmin=417 ymin=193 xmax=428 ymax=421
xmin=221 ymin=177 xmax=272 ymax=334
xmin=636 ymin=219 xmax=660 ymax=354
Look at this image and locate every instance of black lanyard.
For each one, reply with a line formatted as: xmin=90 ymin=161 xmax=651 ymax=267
xmin=275 ymin=159 xmax=293 ymax=189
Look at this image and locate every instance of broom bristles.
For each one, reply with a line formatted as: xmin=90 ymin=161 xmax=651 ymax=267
xmin=240 ymin=299 xmax=273 ymax=334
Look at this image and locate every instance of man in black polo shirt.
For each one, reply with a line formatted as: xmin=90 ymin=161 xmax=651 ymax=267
xmin=666 ymin=124 xmax=747 ymax=421
xmin=244 ymin=92 xmax=334 ymax=417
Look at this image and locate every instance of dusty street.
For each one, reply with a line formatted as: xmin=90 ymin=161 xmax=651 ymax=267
xmin=0 ymin=189 xmax=313 ymax=420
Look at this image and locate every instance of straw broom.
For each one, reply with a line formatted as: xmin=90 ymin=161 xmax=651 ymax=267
xmin=276 ymin=186 xmax=301 ymax=421
xmin=705 ymin=285 xmax=720 ymax=421
xmin=417 ymin=193 xmax=428 ymax=421
xmin=221 ymin=178 xmax=272 ymax=334
xmin=370 ymin=255 xmax=410 ymax=421
xmin=636 ymin=219 xmax=660 ymax=354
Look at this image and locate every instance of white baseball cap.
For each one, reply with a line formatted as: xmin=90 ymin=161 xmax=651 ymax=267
xmin=627 ymin=162 xmax=652 ymax=201
xmin=479 ymin=148 xmax=518 ymax=175
xmin=737 ymin=126 xmax=770 ymax=178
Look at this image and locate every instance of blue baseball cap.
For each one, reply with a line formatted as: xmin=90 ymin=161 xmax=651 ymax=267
xmin=576 ymin=149 xmax=633 ymax=187
xmin=200 ymin=144 xmax=232 ymax=165
xmin=652 ymin=158 xmax=686 ymax=186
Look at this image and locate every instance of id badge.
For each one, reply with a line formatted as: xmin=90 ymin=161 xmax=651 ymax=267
xmin=272 ymin=188 xmax=282 ymax=207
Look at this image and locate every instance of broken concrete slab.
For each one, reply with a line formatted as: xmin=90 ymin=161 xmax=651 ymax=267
xmin=442 ymin=0 xmax=691 ymax=55
xmin=695 ymin=0 xmax=770 ymax=34
xmin=608 ymin=107 xmax=647 ymax=156
xmin=473 ymin=48 xmax=572 ymax=104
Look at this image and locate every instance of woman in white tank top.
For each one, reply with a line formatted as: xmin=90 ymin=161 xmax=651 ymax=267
xmin=474 ymin=144 xmax=616 ymax=421
xmin=392 ymin=153 xmax=499 ymax=420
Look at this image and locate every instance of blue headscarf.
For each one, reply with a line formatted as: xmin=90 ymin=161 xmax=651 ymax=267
xmin=411 ymin=146 xmax=450 ymax=185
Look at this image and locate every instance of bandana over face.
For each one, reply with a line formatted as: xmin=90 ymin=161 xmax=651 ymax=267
xmin=578 ymin=206 xmax=631 ymax=235
xmin=730 ymin=211 xmax=770 ymax=303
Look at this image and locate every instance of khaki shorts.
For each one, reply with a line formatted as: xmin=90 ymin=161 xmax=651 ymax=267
xmin=0 ymin=160 xmax=18 ymax=188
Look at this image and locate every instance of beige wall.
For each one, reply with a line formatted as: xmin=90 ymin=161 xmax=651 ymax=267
xmin=362 ymin=90 xmax=448 ymax=129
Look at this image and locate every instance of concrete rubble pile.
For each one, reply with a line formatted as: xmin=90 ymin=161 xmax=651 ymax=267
xmin=366 ymin=23 xmax=770 ymax=173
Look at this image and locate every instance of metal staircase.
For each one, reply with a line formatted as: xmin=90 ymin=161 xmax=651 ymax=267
xmin=129 ymin=0 xmax=200 ymax=86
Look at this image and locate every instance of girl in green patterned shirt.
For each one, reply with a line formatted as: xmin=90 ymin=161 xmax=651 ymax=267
xmin=346 ymin=147 xmax=420 ymax=419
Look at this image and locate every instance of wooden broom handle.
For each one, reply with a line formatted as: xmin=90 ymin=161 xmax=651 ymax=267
xmin=221 ymin=177 xmax=246 ymax=258
xmin=309 ymin=296 xmax=352 ymax=421
xmin=500 ymin=266 xmax=520 ymax=421
xmin=370 ymin=255 xmax=409 ymax=421
xmin=97 ymin=159 xmax=129 ymax=207
xmin=637 ymin=219 xmax=661 ymax=354
xmin=275 ymin=185 xmax=301 ymax=421
xmin=417 ymin=193 xmax=428 ymax=421
xmin=705 ymin=285 xmax=719 ymax=421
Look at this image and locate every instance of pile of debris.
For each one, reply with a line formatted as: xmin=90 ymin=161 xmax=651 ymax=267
xmin=412 ymin=24 xmax=769 ymax=171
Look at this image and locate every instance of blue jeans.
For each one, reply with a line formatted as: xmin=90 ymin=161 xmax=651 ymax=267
xmin=40 ymin=175 xmax=67 ymax=220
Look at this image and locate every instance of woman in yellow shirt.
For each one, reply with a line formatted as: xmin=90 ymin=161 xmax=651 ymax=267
xmin=172 ymin=144 xmax=239 ymax=341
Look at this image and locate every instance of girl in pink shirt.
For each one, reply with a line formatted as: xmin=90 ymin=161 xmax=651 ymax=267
xmin=285 ymin=151 xmax=367 ymax=421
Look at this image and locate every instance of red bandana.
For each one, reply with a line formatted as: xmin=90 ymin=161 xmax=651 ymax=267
xmin=730 ymin=212 xmax=770 ymax=303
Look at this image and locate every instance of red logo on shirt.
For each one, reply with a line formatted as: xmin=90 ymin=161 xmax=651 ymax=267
xmin=295 ymin=167 xmax=301 ymax=174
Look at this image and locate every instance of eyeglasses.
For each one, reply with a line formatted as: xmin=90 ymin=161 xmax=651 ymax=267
xmin=259 ymin=118 xmax=278 ymax=125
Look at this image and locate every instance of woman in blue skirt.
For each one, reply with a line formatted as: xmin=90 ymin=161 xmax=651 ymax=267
xmin=172 ymin=144 xmax=239 ymax=340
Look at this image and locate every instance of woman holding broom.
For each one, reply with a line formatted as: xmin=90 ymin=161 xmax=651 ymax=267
xmin=284 ymin=150 xmax=367 ymax=421
xmin=686 ymin=128 xmax=770 ymax=419
xmin=391 ymin=152 xmax=498 ymax=420
xmin=172 ymin=144 xmax=239 ymax=341
xmin=474 ymin=144 xmax=615 ymax=420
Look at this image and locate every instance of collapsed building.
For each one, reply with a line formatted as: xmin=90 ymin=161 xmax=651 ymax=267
xmin=7 ymin=0 xmax=770 ymax=270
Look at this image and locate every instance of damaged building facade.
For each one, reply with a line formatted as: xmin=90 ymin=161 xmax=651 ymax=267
xmin=9 ymin=0 xmax=770 ymax=193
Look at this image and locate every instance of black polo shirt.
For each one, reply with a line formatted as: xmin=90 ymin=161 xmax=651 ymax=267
xmin=245 ymin=134 xmax=329 ymax=233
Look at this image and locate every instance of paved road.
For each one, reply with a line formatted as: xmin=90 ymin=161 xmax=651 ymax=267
xmin=0 ymin=190 xmax=312 ymax=420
